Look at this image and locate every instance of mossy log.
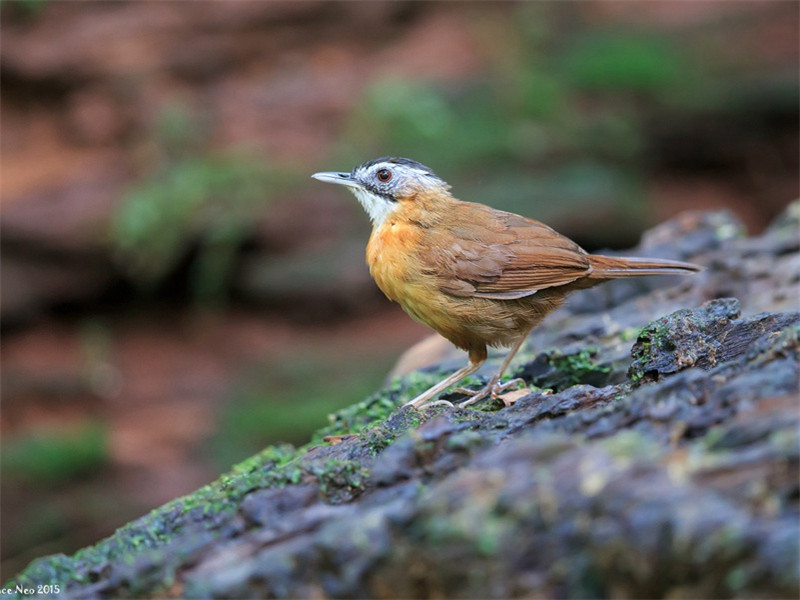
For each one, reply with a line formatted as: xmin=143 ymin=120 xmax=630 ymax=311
xmin=7 ymin=203 xmax=799 ymax=599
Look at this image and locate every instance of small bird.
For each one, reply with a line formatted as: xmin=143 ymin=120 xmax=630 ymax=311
xmin=312 ymin=157 xmax=700 ymax=409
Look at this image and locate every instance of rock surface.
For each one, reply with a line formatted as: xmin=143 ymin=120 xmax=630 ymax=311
xmin=6 ymin=205 xmax=799 ymax=599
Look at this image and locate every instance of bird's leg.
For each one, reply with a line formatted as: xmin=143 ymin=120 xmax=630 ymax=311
xmin=458 ymin=330 xmax=531 ymax=409
xmin=403 ymin=351 xmax=486 ymax=409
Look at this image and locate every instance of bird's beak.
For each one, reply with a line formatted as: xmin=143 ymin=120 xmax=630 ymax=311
xmin=311 ymin=171 xmax=361 ymax=189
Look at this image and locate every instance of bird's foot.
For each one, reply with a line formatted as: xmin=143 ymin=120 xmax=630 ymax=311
xmin=421 ymin=399 xmax=455 ymax=409
xmin=457 ymin=377 xmax=526 ymax=409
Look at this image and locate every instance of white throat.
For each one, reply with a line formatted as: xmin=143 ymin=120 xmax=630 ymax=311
xmin=351 ymin=187 xmax=400 ymax=227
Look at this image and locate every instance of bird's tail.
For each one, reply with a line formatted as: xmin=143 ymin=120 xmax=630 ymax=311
xmin=587 ymin=254 xmax=701 ymax=279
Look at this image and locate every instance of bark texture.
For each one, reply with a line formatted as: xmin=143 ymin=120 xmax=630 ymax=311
xmin=7 ymin=204 xmax=799 ymax=599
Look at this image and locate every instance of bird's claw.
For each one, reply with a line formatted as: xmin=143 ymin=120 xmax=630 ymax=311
xmin=457 ymin=377 xmax=527 ymax=409
xmin=421 ymin=399 xmax=455 ymax=409
xmin=451 ymin=386 xmax=477 ymax=396
xmin=492 ymin=378 xmax=526 ymax=395
xmin=407 ymin=382 xmax=525 ymax=411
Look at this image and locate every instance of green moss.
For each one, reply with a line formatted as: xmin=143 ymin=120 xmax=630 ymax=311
xmin=628 ymin=321 xmax=674 ymax=383
xmin=366 ymin=433 xmax=393 ymax=455
xmin=5 ymin=356 xmax=477 ymax=592
xmin=5 ymin=367 xmax=489 ymax=590
xmin=5 ymin=441 xmax=311 ymax=595
xmin=629 ymin=300 xmax=744 ymax=385
xmin=541 ymin=348 xmax=611 ymax=389
xmin=309 ymin=459 xmax=370 ymax=503
xmin=312 ymin=371 xmax=441 ymax=442
xmin=228 ymin=443 xmax=299 ymax=475
xmin=365 ymin=423 xmax=401 ymax=456
xmin=217 ymin=443 xmax=306 ymax=495
xmin=7 ymin=423 xmax=387 ymax=594
xmin=634 ymin=319 xmax=669 ymax=358
xmin=3 ymin=555 xmax=74 ymax=597
xmin=558 ymin=349 xmax=610 ymax=384
xmin=363 ymin=404 xmax=430 ymax=456
xmin=312 ymin=392 xmax=397 ymax=442
xmin=451 ymin=410 xmax=493 ymax=427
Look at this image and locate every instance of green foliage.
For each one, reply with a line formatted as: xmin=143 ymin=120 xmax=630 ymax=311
xmin=343 ymin=79 xmax=522 ymax=171
xmin=113 ymin=155 xmax=276 ymax=302
xmin=0 ymin=0 xmax=49 ymax=19
xmin=112 ymin=157 xmax=271 ymax=303
xmin=1 ymin=422 xmax=109 ymax=486
xmin=560 ymin=32 xmax=684 ymax=92
xmin=336 ymin=7 xmax=716 ymax=236
xmin=112 ymin=104 xmax=292 ymax=304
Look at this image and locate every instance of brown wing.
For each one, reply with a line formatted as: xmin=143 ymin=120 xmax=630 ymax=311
xmin=422 ymin=202 xmax=591 ymax=299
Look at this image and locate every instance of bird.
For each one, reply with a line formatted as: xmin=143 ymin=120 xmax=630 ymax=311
xmin=312 ymin=157 xmax=700 ymax=409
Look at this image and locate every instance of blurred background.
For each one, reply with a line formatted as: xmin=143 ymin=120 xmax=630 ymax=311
xmin=1 ymin=0 xmax=797 ymax=579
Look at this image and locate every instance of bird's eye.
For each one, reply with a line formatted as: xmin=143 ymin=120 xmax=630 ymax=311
xmin=376 ymin=169 xmax=392 ymax=182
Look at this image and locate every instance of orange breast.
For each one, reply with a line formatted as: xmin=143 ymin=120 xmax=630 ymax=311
xmin=367 ymin=219 xmax=470 ymax=344
xmin=366 ymin=220 xmax=422 ymax=303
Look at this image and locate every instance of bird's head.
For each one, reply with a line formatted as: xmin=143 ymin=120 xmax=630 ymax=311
xmin=312 ymin=157 xmax=451 ymax=225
